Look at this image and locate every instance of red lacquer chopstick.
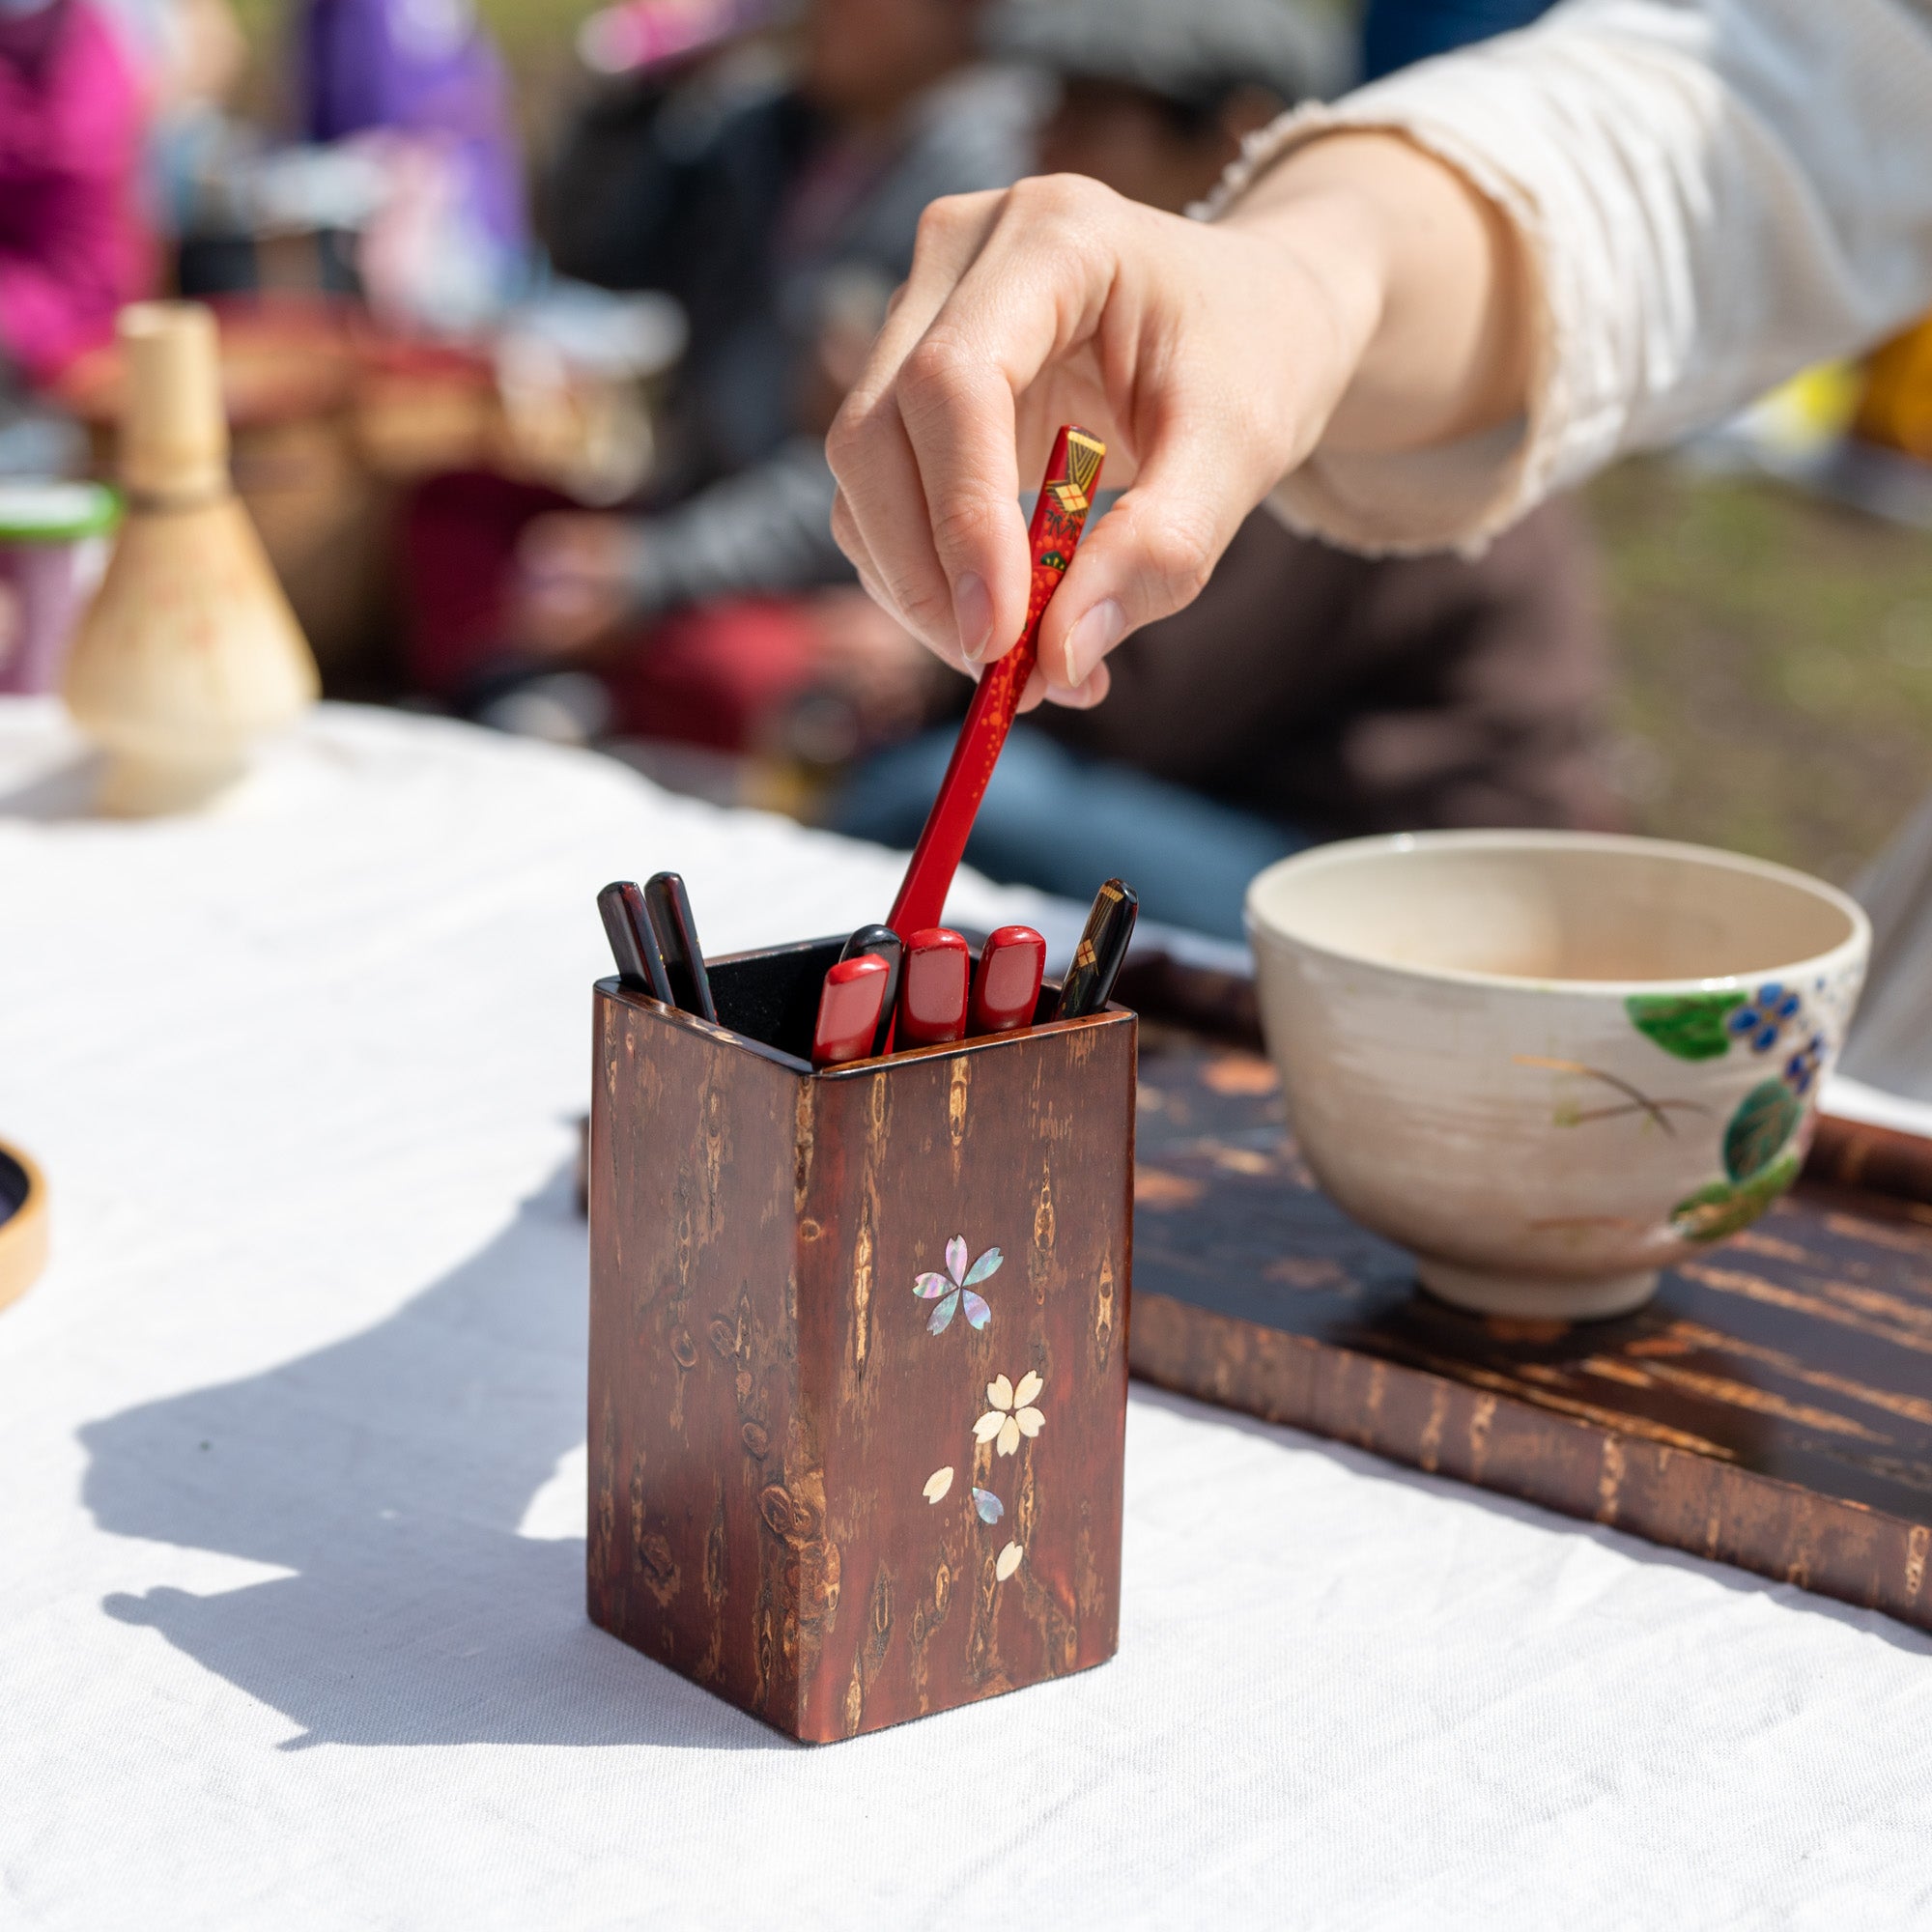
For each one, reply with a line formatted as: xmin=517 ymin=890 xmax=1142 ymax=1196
xmin=886 ymin=425 xmax=1106 ymax=937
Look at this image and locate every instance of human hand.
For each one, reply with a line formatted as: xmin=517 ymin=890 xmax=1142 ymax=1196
xmin=512 ymin=512 xmax=648 ymax=657
xmin=801 ymin=585 xmax=945 ymax=741
xmin=827 ymin=137 xmax=1527 ymax=706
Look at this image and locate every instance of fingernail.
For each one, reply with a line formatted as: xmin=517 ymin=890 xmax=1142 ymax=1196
xmin=1064 ymin=600 xmax=1125 ymax=685
xmin=952 ymin=573 xmax=993 ymax=665
xmin=1044 ymin=668 xmax=1107 ymax=710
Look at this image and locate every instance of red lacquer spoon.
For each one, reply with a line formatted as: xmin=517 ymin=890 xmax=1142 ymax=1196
xmin=811 ymin=953 xmax=892 ymax=1067
xmin=897 ymin=927 xmax=973 ymax=1047
xmin=886 ymin=425 xmax=1106 ymax=938
xmin=970 ymin=924 xmax=1046 ymax=1036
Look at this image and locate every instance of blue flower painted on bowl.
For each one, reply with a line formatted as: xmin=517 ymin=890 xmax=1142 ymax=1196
xmin=1725 ymin=982 xmax=1806 ymax=1055
xmin=1784 ymin=1032 xmax=1827 ymax=1096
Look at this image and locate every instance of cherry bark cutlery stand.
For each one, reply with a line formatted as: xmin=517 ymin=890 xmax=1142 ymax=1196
xmin=587 ymin=936 xmax=1135 ymax=1742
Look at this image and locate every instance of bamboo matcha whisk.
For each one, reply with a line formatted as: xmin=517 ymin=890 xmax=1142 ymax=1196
xmin=63 ymin=302 xmax=319 ymax=815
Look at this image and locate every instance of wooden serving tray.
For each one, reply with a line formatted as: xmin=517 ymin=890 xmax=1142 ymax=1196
xmin=1117 ymin=956 xmax=1932 ymax=1634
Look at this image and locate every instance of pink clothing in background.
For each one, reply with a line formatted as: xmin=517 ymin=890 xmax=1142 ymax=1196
xmin=0 ymin=0 xmax=150 ymax=386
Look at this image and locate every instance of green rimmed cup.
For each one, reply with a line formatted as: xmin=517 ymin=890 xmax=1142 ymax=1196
xmin=0 ymin=481 xmax=120 ymax=696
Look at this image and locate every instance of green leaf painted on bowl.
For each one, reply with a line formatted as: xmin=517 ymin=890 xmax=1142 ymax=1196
xmin=1668 ymin=1148 xmax=1803 ymax=1242
xmin=1723 ymin=1079 xmax=1803 ymax=1182
xmin=1624 ymin=990 xmax=1747 ymax=1061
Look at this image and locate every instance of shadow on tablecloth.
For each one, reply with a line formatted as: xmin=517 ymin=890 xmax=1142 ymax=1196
xmin=79 ymin=1162 xmax=787 ymax=1751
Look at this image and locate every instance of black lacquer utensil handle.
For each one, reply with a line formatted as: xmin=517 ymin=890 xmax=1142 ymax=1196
xmin=839 ymin=923 xmax=903 ymax=1056
xmin=643 ymin=871 xmax=718 ymax=1022
xmin=1054 ymin=879 xmax=1138 ymax=1021
xmin=599 ymin=880 xmax=675 ymax=1004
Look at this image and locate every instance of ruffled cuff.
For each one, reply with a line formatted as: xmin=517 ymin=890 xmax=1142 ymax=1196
xmin=1200 ymin=89 xmax=1571 ymax=557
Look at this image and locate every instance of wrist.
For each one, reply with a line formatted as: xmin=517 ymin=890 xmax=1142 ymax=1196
xmin=1230 ymin=166 xmax=1386 ymax=360
xmin=1216 ymin=128 xmax=1529 ymax=454
xmin=1215 ymin=136 xmax=1402 ymax=458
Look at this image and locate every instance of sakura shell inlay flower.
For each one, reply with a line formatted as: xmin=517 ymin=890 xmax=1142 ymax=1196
xmin=915 ymin=1235 xmax=1001 ymax=1334
xmin=974 ymin=1371 xmax=1044 ymax=1457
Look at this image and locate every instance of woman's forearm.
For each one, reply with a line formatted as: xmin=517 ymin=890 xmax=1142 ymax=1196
xmin=1219 ymin=131 xmax=1532 ymax=456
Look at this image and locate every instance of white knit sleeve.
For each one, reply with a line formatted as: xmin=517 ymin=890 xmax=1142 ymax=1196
xmin=1207 ymin=0 xmax=1932 ymax=554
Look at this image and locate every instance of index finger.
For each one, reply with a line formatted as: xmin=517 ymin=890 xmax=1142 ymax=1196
xmin=829 ymin=192 xmax=1014 ymax=661
xmin=889 ymin=176 xmax=1121 ymax=668
xmin=831 ymin=178 xmax=1123 ymax=669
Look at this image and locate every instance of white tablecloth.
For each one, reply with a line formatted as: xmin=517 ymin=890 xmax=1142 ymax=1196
xmin=4 ymin=699 xmax=1929 ymax=1931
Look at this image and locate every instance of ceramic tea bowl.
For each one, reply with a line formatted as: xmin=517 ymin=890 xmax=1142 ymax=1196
xmin=1245 ymin=832 xmax=1870 ymax=1321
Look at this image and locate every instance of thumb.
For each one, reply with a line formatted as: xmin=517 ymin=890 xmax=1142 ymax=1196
xmin=1037 ymin=428 xmax=1268 ymax=689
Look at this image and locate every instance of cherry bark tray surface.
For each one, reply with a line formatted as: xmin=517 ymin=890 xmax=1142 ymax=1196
xmin=1124 ymin=1004 xmax=1932 ymax=1635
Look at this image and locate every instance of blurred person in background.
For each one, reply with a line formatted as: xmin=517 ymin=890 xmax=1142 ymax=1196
xmin=91 ymin=0 xmax=245 ymax=240
xmin=0 ymin=0 xmax=150 ymax=401
xmin=409 ymin=0 xmax=1034 ymax=750
xmin=95 ymin=0 xmax=526 ymax=323
xmin=829 ymin=0 xmax=1612 ymax=939
xmin=299 ymin=0 xmax=528 ymax=327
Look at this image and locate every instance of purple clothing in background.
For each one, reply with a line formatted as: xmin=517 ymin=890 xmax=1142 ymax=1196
xmin=300 ymin=0 xmax=527 ymax=251
xmin=0 ymin=0 xmax=149 ymax=384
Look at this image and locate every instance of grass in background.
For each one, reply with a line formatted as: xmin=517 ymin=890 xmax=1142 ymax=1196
xmin=1589 ymin=461 xmax=1932 ymax=883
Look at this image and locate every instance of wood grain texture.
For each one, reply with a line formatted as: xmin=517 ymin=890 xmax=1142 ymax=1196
xmin=1806 ymin=1113 xmax=1932 ymax=1207
xmin=1125 ymin=1011 xmax=1932 ymax=1634
xmin=588 ymin=951 xmax=1134 ymax=1742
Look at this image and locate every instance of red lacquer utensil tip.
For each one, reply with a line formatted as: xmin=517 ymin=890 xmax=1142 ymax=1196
xmin=898 ymin=926 xmax=972 ymax=1046
xmin=811 ymin=953 xmax=891 ymax=1067
xmin=970 ymin=924 xmax=1046 ymax=1036
xmin=887 ymin=426 xmax=1106 ymax=938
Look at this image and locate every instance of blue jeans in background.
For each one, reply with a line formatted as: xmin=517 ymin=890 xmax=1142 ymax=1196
xmin=830 ymin=725 xmax=1309 ymax=942
xmin=1361 ymin=0 xmax=1555 ymax=78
